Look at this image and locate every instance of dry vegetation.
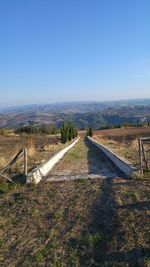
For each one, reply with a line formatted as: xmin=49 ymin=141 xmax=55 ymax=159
xmin=94 ymin=127 xmax=150 ymax=142
xmin=93 ymin=127 xmax=150 ymax=168
xmin=0 ymin=177 xmax=149 ymax=266
xmin=0 ymin=135 xmax=68 ymax=180
xmin=93 ymin=135 xmax=138 ymax=166
xmin=0 ymin=133 xmax=150 ymax=266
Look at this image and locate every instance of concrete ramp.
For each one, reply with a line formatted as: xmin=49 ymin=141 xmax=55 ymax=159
xmin=87 ymin=136 xmax=138 ymax=177
xmin=26 ymin=137 xmax=80 ymax=184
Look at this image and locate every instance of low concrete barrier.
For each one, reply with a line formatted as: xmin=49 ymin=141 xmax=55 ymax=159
xmin=26 ymin=137 xmax=80 ymax=184
xmin=87 ymin=136 xmax=137 ymax=177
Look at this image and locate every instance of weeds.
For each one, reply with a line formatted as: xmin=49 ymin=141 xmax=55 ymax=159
xmin=143 ymin=169 xmax=150 ymax=178
xmin=0 ymin=182 xmax=10 ymax=193
xmin=13 ymin=192 xmax=28 ymax=202
xmin=125 ymin=190 xmax=140 ymax=201
xmin=78 ymin=232 xmax=105 ymax=249
xmin=28 ymin=207 xmax=39 ymax=217
xmin=0 ymin=239 xmax=4 ymax=247
xmin=54 ymin=210 xmax=64 ymax=220
xmin=78 ymin=178 xmax=88 ymax=185
xmin=34 ymin=251 xmax=44 ymax=263
xmin=130 ymin=173 xmax=142 ymax=180
xmin=34 ymin=242 xmax=52 ymax=263
xmin=54 ymin=259 xmax=64 ymax=267
xmin=76 ymin=212 xmax=82 ymax=221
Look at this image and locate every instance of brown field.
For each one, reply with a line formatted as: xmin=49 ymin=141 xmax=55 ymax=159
xmin=93 ymin=127 xmax=150 ymax=168
xmin=94 ymin=127 xmax=150 ymax=142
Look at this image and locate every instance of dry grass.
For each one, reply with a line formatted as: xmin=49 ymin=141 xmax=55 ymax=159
xmin=0 ymin=157 xmax=7 ymax=169
xmin=93 ymin=134 xmax=139 ymax=166
xmin=28 ymin=140 xmax=36 ymax=157
xmin=0 ymin=177 xmax=149 ymax=266
xmin=0 ymin=135 xmax=66 ymax=178
xmin=94 ymin=128 xmax=150 ymax=178
xmin=93 ymin=128 xmax=150 ymax=166
xmin=0 ymin=135 xmax=149 ymax=266
xmin=94 ymin=127 xmax=150 ymax=141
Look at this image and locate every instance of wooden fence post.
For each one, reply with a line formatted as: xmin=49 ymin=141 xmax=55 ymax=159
xmin=138 ymin=138 xmax=143 ymax=176
xmin=24 ymin=148 xmax=28 ymax=176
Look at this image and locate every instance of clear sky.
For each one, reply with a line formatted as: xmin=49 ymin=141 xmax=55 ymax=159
xmin=0 ymin=0 xmax=150 ymax=107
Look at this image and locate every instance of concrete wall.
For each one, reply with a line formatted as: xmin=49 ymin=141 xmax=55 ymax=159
xmin=26 ymin=137 xmax=80 ymax=184
xmin=87 ymin=136 xmax=137 ymax=177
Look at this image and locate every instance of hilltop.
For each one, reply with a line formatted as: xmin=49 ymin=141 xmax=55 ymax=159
xmin=0 ymin=136 xmax=149 ymax=266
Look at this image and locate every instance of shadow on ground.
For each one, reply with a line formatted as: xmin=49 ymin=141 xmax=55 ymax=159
xmin=84 ymin=137 xmax=124 ymax=177
xmin=69 ymin=138 xmax=150 ymax=266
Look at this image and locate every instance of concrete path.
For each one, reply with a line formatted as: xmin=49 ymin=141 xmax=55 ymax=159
xmin=46 ymin=138 xmax=121 ymax=181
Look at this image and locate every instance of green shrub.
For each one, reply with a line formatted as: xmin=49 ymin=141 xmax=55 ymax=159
xmin=34 ymin=251 xmax=44 ymax=262
xmin=54 ymin=210 xmax=64 ymax=220
xmin=78 ymin=232 xmax=105 ymax=249
xmin=0 ymin=182 xmax=10 ymax=193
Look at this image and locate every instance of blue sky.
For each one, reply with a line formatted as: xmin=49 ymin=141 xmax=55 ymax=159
xmin=0 ymin=0 xmax=150 ymax=107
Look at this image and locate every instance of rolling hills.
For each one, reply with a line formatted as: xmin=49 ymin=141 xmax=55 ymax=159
xmin=0 ymin=99 xmax=150 ymax=129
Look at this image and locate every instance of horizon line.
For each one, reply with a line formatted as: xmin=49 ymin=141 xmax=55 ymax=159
xmin=0 ymin=97 xmax=150 ymax=111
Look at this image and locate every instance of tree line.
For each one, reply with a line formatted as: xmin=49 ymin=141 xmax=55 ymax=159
xmin=14 ymin=125 xmax=59 ymax=135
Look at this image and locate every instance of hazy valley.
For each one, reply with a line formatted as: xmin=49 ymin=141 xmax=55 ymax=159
xmin=1 ymin=99 xmax=150 ymax=129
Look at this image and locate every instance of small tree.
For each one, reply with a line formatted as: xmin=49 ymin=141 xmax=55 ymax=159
xmin=61 ymin=122 xmax=78 ymax=143
xmin=87 ymin=127 xmax=93 ymax=137
xmin=61 ymin=122 xmax=69 ymax=144
xmin=68 ymin=123 xmax=73 ymax=141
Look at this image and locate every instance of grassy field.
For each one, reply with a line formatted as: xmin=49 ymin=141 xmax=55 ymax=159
xmin=0 ymin=133 xmax=150 ymax=266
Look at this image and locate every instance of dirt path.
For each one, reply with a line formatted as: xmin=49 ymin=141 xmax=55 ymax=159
xmin=47 ymin=138 xmax=121 ymax=181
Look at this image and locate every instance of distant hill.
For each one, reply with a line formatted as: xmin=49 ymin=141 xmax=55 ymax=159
xmin=1 ymin=98 xmax=150 ymax=113
xmin=0 ymin=99 xmax=150 ymax=129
